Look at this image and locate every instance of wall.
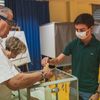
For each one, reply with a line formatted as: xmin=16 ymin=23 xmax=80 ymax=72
xmin=49 ymin=0 xmax=100 ymax=22
xmin=49 ymin=0 xmax=69 ymax=22
xmin=0 ymin=0 xmax=4 ymax=5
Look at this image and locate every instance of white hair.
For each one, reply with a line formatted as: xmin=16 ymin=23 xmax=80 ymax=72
xmin=0 ymin=5 xmax=13 ymax=19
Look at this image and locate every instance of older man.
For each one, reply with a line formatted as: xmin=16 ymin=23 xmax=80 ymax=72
xmin=0 ymin=5 xmax=52 ymax=100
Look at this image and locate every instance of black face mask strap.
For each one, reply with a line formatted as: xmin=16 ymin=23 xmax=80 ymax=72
xmin=0 ymin=15 xmax=7 ymax=21
xmin=0 ymin=15 xmax=16 ymax=26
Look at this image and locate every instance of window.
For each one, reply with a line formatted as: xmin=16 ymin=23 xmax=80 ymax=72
xmin=92 ymin=4 xmax=100 ymax=22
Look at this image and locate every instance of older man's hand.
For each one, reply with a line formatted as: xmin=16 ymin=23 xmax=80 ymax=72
xmin=42 ymin=65 xmax=53 ymax=79
xmin=41 ymin=57 xmax=49 ymax=67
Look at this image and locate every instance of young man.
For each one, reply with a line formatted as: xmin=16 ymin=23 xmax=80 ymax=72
xmin=0 ymin=5 xmax=52 ymax=100
xmin=42 ymin=13 xmax=100 ymax=100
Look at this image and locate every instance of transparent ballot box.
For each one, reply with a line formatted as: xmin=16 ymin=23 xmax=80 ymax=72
xmin=27 ymin=68 xmax=79 ymax=100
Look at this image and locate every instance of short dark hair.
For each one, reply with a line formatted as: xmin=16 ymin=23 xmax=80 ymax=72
xmin=74 ymin=13 xmax=94 ymax=28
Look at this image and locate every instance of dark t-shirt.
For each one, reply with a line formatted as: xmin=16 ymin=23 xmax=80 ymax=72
xmin=63 ymin=36 xmax=100 ymax=93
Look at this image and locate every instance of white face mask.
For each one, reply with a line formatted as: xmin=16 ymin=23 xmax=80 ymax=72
xmin=76 ymin=31 xmax=87 ymax=39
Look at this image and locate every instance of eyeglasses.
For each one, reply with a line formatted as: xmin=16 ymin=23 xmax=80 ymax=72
xmin=0 ymin=15 xmax=16 ymax=26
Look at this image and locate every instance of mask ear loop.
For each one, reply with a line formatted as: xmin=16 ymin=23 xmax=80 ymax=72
xmin=86 ymin=27 xmax=92 ymax=36
xmin=90 ymin=26 xmax=94 ymax=34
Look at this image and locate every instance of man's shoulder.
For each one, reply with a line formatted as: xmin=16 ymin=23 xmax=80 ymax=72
xmin=65 ymin=38 xmax=79 ymax=49
xmin=70 ymin=38 xmax=79 ymax=44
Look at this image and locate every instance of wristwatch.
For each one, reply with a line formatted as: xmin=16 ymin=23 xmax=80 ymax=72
xmin=96 ymin=90 xmax=100 ymax=94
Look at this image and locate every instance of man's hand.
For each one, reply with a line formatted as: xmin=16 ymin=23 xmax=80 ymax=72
xmin=48 ymin=58 xmax=58 ymax=65
xmin=89 ymin=93 xmax=99 ymax=100
xmin=41 ymin=57 xmax=49 ymax=67
xmin=42 ymin=66 xmax=53 ymax=79
xmin=41 ymin=57 xmax=58 ymax=67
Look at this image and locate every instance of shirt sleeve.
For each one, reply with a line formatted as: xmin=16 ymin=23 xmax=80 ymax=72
xmin=63 ymin=39 xmax=76 ymax=56
xmin=0 ymin=48 xmax=19 ymax=84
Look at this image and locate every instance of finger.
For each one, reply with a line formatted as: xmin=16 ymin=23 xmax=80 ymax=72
xmin=44 ymin=57 xmax=49 ymax=63
xmin=41 ymin=57 xmax=49 ymax=66
xmin=41 ymin=60 xmax=45 ymax=66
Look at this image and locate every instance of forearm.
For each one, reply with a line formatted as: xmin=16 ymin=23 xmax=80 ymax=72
xmin=49 ymin=53 xmax=65 ymax=65
xmin=5 ymin=71 xmax=43 ymax=90
xmin=95 ymin=83 xmax=100 ymax=96
xmin=88 ymin=84 xmax=100 ymax=100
